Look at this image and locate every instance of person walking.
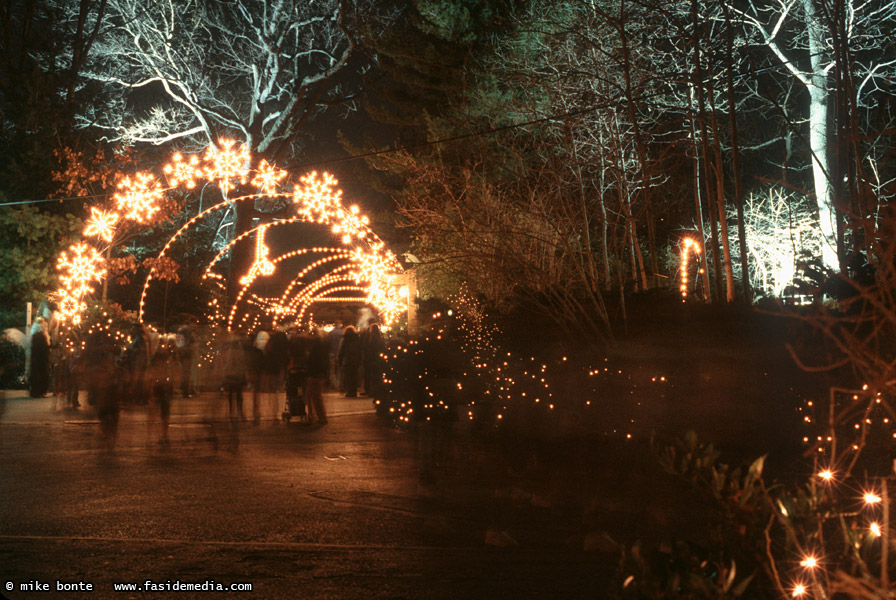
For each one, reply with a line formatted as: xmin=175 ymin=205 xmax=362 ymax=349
xmin=220 ymin=334 xmax=248 ymax=420
xmin=327 ymin=320 xmax=344 ymax=390
xmin=264 ymin=325 xmax=290 ymax=418
xmin=176 ymin=322 xmax=198 ymax=398
xmin=28 ymin=317 xmax=51 ymax=398
xmin=84 ymin=330 xmax=120 ymax=451
xmin=304 ymin=331 xmax=329 ymax=425
xmin=337 ymin=325 xmax=362 ymax=398
xmin=361 ymin=322 xmax=386 ymax=396
xmin=148 ymin=341 xmax=176 ymax=444
xmin=245 ymin=333 xmax=265 ymax=423
xmin=125 ymin=322 xmax=150 ymax=405
xmin=285 ymin=326 xmax=309 ymax=421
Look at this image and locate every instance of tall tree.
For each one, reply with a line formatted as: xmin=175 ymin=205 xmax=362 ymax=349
xmin=729 ymin=0 xmax=896 ymax=272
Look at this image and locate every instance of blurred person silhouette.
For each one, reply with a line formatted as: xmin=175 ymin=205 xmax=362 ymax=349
xmin=64 ymin=342 xmax=83 ymax=408
xmin=125 ymin=322 xmax=150 ymax=405
xmin=84 ymin=330 xmax=120 ymax=451
xmin=175 ymin=321 xmax=197 ymax=397
xmin=305 ymin=331 xmax=329 ymax=425
xmin=220 ymin=333 xmax=248 ymax=420
xmin=264 ymin=325 xmax=290 ymax=419
xmin=337 ymin=325 xmax=362 ymax=398
xmin=327 ymin=320 xmax=344 ymax=389
xmin=28 ymin=317 xmax=51 ymax=398
xmin=148 ymin=340 xmax=176 ymax=444
xmin=361 ymin=322 xmax=386 ymax=396
xmin=52 ymin=331 xmax=82 ymax=409
xmin=285 ymin=326 xmax=309 ymax=422
xmin=245 ymin=332 xmax=265 ymax=423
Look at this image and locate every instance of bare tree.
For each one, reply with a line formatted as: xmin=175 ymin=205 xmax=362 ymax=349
xmin=727 ymin=0 xmax=896 ymax=272
xmin=66 ymin=0 xmax=360 ymax=296
xmin=78 ymin=0 xmax=356 ymax=155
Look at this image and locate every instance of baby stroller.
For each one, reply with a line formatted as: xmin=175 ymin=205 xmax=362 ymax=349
xmin=281 ymin=366 xmax=307 ymax=423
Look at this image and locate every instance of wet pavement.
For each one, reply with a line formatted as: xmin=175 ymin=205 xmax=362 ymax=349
xmin=0 ymin=389 xmax=616 ymax=599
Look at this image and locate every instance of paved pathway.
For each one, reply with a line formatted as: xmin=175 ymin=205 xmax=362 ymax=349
xmin=0 ymin=389 xmax=616 ymax=599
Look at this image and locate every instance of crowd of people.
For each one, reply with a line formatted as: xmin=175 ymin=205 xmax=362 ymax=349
xmin=17 ymin=316 xmax=390 ymax=448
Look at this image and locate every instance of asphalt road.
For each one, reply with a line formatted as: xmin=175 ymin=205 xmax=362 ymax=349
xmin=0 ymin=390 xmax=616 ymax=600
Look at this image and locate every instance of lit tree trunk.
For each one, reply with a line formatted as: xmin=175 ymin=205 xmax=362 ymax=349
xmin=730 ymin=0 xmax=838 ymax=271
xmin=691 ymin=0 xmax=722 ymax=301
xmin=803 ymin=0 xmax=837 ymax=271
xmin=567 ymin=124 xmax=601 ymax=292
xmin=688 ymin=87 xmax=712 ymax=301
xmin=229 ymin=194 xmax=255 ymax=302
xmin=599 ymin=160 xmax=612 ymax=290
xmin=723 ymin=3 xmax=751 ymax=304
xmin=707 ymin=62 xmax=736 ymax=302
xmin=618 ymin=0 xmax=659 ymax=288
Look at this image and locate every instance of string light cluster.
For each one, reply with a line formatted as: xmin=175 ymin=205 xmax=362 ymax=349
xmin=679 ymin=237 xmax=702 ymax=302
xmin=767 ymin=455 xmax=896 ymax=598
xmin=797 ymin=384 xmax=896 ymax=459
xmin=373 ymin=291 xmax=668 ymax=438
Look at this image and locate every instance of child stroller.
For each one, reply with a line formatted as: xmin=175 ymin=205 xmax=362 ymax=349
xmin=282 ymin=366 xmax=307 ymax=423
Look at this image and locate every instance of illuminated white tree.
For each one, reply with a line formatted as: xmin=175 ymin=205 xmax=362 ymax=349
xmin=726 ymin=0 xmax=896 ymax=271
xmin=77 ymin=0 xmax=356 ymax=155
xmin=727 ymin=187 xmax=822 ymax=299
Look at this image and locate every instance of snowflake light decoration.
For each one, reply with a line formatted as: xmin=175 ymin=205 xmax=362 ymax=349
xmin=251 ymin=160 xmax=287 ymax=195
xmin=203 ymin=138 xmax=250 ymax=195
xmin=55 ymin=242 xmax=106 ymax=325
xmin=292 ymin=171 xmax=342 ymax=223
xmin=83 ymin=207 xmax=119 ymax=243
xmin=332 ymin=205 xmax=370 ymax=244
xmin=163 ymin=152 xmax=202 ymax=189
xmin=114 ymin=172 xmax=163 ymax=222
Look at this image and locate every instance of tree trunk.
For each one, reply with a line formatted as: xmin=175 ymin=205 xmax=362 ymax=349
xmin=229 ymin=196 xmax=255 ymax=303
xmin=618 ymin=0 xmax=659 ymax=288
xmin=689 ymin=87 xmax=712 ymax=301
xmin=723 ymin=3 xmax=751 ymax=304
xmin=706 ymin=62 xmax=736 ymax=302
xmin=803 ymin=0 xmax=837 ymax=271
xmin=691 ymin=0 xmax=722 ymax=301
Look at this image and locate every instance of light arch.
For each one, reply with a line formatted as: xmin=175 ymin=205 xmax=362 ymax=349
xmin=56 ymin=139 xmax=406 ymax=330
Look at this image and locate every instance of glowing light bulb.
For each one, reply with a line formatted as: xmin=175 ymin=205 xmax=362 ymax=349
xmin=864 ymin=492 xmax=882 ymax=504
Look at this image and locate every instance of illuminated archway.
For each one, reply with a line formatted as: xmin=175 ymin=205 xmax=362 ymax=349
xmin=54 ymin=139 xmax=406 ymax=330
